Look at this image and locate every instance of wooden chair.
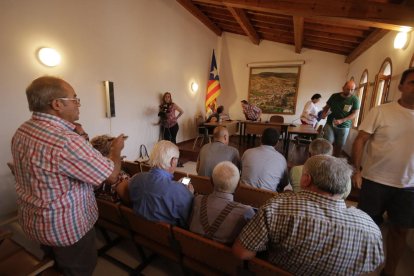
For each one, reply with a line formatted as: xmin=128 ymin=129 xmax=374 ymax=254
xmin=140 ymin=163 xmax=152 ymax=172
xmin=172 ymin=226 xmax=243 ymax=275
xmin=187 ymin=173 xmax=214 ymax=195
xmin=119 ymin=205 xmax=181 ymax=272
xmin=248 ymin=257 xmax=292 ymax=276
xmin=121 ymin=160 xmax=141 ymax=176
xmin=193 ymin=115 xmax=211 ymax=149
xmin=0 ymin=228 xmax=55 ymax=276
xmin=95 ymin=198 xmax=144 ymax=272
xmin=234 ymin=184 xmax=277 ymax=208
xmin=269 ymin=115 xmax=284 ymax=123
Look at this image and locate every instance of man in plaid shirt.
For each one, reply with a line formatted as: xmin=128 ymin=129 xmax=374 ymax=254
xmin=233 ymin=155 xmax=384 ymax=275
xmin=12 ymin=76 xmax=125 ymax=275
xmin=241 ymin=100 xmax=261 ymax=121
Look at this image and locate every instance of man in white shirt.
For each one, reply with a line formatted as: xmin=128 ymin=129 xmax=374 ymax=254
xmin=352 ymin=68 xmax=414 ymax=276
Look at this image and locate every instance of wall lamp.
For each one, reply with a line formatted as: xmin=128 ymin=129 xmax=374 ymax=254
xmin=191 ymin=82 xmax=199 ymax=92
xmin=37 ymin=47 xmax=61 ymax=67
xmin=394 ymin=28 xmax=411 ymax=50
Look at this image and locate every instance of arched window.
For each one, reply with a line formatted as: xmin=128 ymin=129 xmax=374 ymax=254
xmin=371 ymin=58 xmax=392 ymax=108
xmin=353 ymin=70 xmax=368 ymax=127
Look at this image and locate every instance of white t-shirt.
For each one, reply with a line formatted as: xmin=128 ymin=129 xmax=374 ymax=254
xmin=300 ymin=101 xmax=319 ymax=125
xmin=359 ymin=102 xmax=414 ymax=188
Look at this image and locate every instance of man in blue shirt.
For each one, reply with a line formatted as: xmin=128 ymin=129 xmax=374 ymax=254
xmin=128 ymin=140 xmax=194 ymax=227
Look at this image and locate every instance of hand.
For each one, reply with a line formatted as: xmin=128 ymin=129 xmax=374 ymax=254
xmin=333 ymin=119 xmax=342 ymax=126
xmin=352 ymin=171 xmax=363 ymax=189
xmin=111 ymin=134 xmax=125 ymax=153
xmin=187 ymin=183 xmax=194 ymax=194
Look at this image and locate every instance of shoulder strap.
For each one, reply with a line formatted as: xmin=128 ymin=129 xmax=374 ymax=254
xmin=200 ymin=195 xmax=238 ymax=239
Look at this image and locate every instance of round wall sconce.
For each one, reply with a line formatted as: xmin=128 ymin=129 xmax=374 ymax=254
xmin=37 ymin=47 xmax=61 ymax=67
xmin=191 ymin=82 xmax=199 ymax=92
xmin=394 ymin=31 xmax=410 ymax=49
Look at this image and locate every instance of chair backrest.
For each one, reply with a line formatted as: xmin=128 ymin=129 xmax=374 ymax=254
xmin=172 ymin=226 xmax=243 ymax=275
xmin=96 ymin=198 xmax=130 ymax=238
xmin=140 ymin=163 xmax=152 ymax=172
xmin=234 ymin=184 xmax=277 ymax=208
xmin=119 ymin=205 xmax=178 ymax=261
xmin=248 ymin=257 xmax=292 ymax=276
xmin=188 ymin=174 xmax=214 ymax=195
xmin=269 ymin=115 xmax=284 ymax=123
xmin=121 ymin=160 xmax=141 ymax=176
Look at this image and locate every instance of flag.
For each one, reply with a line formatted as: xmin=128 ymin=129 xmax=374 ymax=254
xmin=205 ymin=50 xmax=221 ymax=114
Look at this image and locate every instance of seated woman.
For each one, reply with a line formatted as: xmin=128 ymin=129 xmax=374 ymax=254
xmin=90 ymin=135 xmax=130 ymax=203
xmin=189 ymin=161 xmax=255 ymax=244
xmin=206 ymin=105 xmax=224 ymax=123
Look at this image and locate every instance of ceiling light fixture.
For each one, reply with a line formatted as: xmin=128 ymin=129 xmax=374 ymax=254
xmin=37 ymin=47 xmax=61 ymax=67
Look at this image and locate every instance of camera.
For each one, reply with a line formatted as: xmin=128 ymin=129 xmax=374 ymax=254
xmin=158 ymin=103 xmax=170 ymax=119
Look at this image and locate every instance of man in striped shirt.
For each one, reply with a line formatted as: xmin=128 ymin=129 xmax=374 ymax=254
xmin=11 ymin=76 xmax=125 ymax=275
xmin=233 ymin=155 xmax=384 ymax=275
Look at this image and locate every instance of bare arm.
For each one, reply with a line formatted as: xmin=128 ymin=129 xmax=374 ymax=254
xmin=174 ymin=103 xmax=184 ymax=120
xmin=105 ymin=134 xmax=125 ymax=184
xmin=351 ymin=130 xmax=371 ymax=189
xmin=321 ymin=105 xmax=330 ymax=119
xmin=232 ymin=239 xmax=256 ymax=260
xmin=334 ymin=109 xmax=359 ymax=125
xmin=115 ymin=179 xmax=130 ymax=206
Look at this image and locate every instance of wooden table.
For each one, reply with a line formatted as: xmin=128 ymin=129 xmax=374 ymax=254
xmin=285 ymin=124 xmax=319 ymax=156
xmin=203 ymin=120 xmax=241 ymax=137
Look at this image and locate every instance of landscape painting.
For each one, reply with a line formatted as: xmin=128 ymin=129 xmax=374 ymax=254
xmin=248 ymin=66 xmax=301 ymax=114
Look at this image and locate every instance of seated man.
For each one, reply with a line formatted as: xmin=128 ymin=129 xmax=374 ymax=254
xmin=289 ymin=138 xmax=333 ymax=192
xmin=206 ymin=105 xmax=224 ymax=122
xmin=233 ymin=155 xmax=384 ymax=275
xmin=190 ymin=161 xmax=255 ymax=244
xmin=241 ymin=100 xmax=261 ymax=121
xmin=241 ymin=128 xmax=288 ymax=192
xmin=197 ymin=126 xmax=240 ymax=177
xmin=128 ymin=140 xmax=194 ymax=227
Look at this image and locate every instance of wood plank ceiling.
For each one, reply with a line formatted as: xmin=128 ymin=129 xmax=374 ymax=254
xmin=176 ymin=0 xmax=414 ymax=63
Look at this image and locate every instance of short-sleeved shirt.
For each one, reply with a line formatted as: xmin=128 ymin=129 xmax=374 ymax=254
xmin=359 ymin=102 xmax=414 ymax=188
xmin=11 ymin=112 xmax=114 ymax=246
xmin=161 ymin=103 xmax=178 ymax=128
xmin=326 ymin=93 xmax=360 ymax=128
xmin=189 ymin=192 xmax=255 ymax=244
xmin=238 ymin=191 xmax=384 ymax=275
xmin=241 ymin=145 xmax=289 ymax=192
xmin=128 ymin=168 xmax=194 ymax=227
xmin=242 ymin=103 xmax=261 ymax=121
xmin=197 ymin=142 xmax=240 ymax=177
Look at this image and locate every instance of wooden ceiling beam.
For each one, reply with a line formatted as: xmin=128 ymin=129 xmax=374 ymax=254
xmin=193 ymin=0 xmax=414 ymax=29
xmin=305 ymin=30 xmax=362 ymax=43
xmin=227 ymin=7 xmax=260 ymax=45
xmin=345 ymin=29 xmax=389 ymax=63
xmin=176 ymin=0 xmax=222 ymax=36
xmin=293 ymin=16 xmax=304 ymax=53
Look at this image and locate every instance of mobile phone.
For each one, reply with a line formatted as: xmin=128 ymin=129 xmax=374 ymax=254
xmin=181 ymin=177 xmax=191 ymax=186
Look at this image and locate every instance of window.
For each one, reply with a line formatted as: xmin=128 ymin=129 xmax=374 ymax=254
xmin=353 ymin=70 xmax=368 ymax=127
xmin=371 ymin=58 xmax=392 ymax=109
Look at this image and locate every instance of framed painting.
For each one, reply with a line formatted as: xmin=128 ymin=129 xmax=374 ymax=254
xmin=248 ymin=65 xmax=301 ymax=114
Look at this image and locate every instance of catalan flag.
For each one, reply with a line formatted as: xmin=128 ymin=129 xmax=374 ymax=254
xmin=205 ymin=50 xmax=221 ymax=113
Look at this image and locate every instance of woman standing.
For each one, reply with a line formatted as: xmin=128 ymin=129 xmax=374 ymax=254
xmin=159 ymin=92 xmax=184 ymax=144
xmin=300 ymin=93 xmax=321 ymax=126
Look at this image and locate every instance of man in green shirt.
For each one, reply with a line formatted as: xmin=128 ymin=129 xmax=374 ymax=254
xmin=321 ymin=80 xmax=360 ymax=156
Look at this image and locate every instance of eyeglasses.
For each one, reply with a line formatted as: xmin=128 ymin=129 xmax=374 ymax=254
xmin=56 ymin=97 xmax=81 ymax=104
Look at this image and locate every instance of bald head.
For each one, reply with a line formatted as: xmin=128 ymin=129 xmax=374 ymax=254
xmin=213 ymin=126 xmax=229 ymax=144
xmin=342 ymin=80 xmax=356 ymax=97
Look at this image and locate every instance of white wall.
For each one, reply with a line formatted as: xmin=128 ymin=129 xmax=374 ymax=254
xmin=217 ymin=33 xmax=350 ymax=123
xmin=0 ymin=0 xmax=218 ymax=217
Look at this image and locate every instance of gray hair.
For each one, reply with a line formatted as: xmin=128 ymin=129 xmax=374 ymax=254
xmin=303 ymin=155 xmax=353 ymax=197
xmin=212 ymin=161 xmax=240 ymax=193
xmin=149 ymin=140 xmax=179 ymax=170
xmin=26 ymin=76 xmax=69 ymax=112
xmin=309 ymin=138 xmax=333 ymax=156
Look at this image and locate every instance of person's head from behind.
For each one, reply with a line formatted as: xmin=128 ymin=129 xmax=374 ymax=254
xmin=217 ymin=105 xmax=224 ymax=114
xmin=240 ymin=100 xmax=248 ymax=108
xmin=213 ymin=126 xmax=229 ymax=145
xmin=261 ymin=128 xmax=280 ymax=146
xmin=212 ymin=161 xmax=240 ymax=194
xmin=26 ymin=76 xmax=80 ymax=123
xmin=308 ymin=138 xmax=333 ymax=156
xmin=301 ymin=155 xmax=353 ymax=198
xmin=399 ymin=68 xmax=414 ymax=106
xmin=311 ymin=93 xmax=322 ymax=103
xmin=342 ymin=80 xmax=356 ymax=97
xmin=162 ymin=92 xmax=172 ymax=104
xmin=149 ymin=140 xmax=179 ymax=173
xmin=90 ymin=135 xmax=113 ymax=157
